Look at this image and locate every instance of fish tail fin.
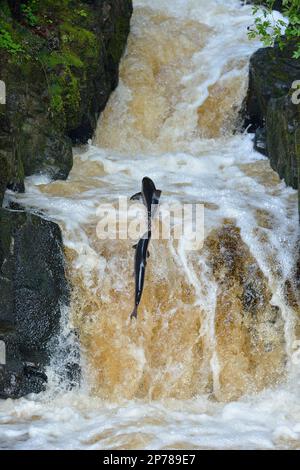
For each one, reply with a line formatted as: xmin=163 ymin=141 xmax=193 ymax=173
xmin=130 ymin=306 xmax=138 ymax=320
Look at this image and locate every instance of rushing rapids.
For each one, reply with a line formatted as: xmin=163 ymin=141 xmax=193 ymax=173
xmin=1 ymin=0 xmax=300 ymax=450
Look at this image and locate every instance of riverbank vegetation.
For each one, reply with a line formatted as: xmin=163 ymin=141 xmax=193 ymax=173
xmin=248 ymin=0 xmax=300 ymax=58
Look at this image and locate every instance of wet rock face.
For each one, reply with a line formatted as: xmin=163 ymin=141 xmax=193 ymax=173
xmin=0 ymin=111 xmax=24 ymax=206
xmin=244 ymin=43 xmax=300 ymax=212
xmin=0 ymin=209 xmax=69 ymax=398
xmin=206 ymin=224 xmax=286 ymax=401
xmin=0 ymin=0 xmax=133 ymax=200
xmin=267 ymin=93 xmax=300 ymax=190
xmin=246 ymin=45 xmax=300 ymax=132
xmin=0 ymin=0 xmax=132 ymax=398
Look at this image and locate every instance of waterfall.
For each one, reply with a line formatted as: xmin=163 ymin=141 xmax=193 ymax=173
xmin=2 ymin=0 xmax=299 ymax=450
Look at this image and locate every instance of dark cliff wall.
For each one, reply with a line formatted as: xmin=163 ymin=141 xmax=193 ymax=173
xmin=0 ymin=0 xmax=133 ymax=194
xmin=0 ymin=209 xmax=70 ymax=398
xmin=245 ymin=41 xmax=300 ymax=214
xmin=0 ymin=0 xmax=132 ymax=398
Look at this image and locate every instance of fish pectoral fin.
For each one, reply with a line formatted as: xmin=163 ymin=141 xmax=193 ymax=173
xmin=152 ymin=190 xmax=162 ymax=207
xmin=147 ymin=250 xmax=150 ymax=258
xmin=130 ymin=192 xmax=142 ymax=202
xmin=132 ymin=244 xmax=137 ymax=249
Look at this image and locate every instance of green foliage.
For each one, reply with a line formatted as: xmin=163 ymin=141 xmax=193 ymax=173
xmin=0 ymin=0 xmax=101 ymax=127
xmin=21 ymin=1 xmax=39 ymax=27
xmin=75 ymin=9 xmax=88 ymax=18
xmin=248 ymin=1 xmax=300 ymax=59
xmin=0 ymin=27 xmax=24 ymax=55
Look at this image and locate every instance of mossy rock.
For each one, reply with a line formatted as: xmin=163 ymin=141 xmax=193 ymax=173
xmin=267 ymin=94 xmax=300 ymax=190
xmin=0 ymin=1 xmax=132 ymax=399
xmin=246 ymin=45 xmax=300 ymax=128
xmin=244 ymin=41 xmax=300 ymax=216
xmin=0 ymin=0 xmax=133 ymax=200
xmin=0 ymin=108 xmax=25 ymax=205
xmin=0 ymin=208 xmax=70 ymax=398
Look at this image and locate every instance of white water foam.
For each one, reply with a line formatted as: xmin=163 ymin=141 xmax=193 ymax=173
xmin=1 ymin=0 xmax=299 ymax=450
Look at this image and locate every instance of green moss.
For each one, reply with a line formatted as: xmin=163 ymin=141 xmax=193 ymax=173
xmin=43 ymin=15 xmax=102 ymax=127
xmin=41 ymin=51 xmax=84 ymax=69
xmin=61 ymin=67 xmax=81 ymax=128
xmin=50 ymin=88 xmax=64 ymax=117
xmin=60 ymin=23 xmax=99 ymax=59
xmin=0 ymin=0 xmax=104 ymax=126
xmin=0 ymin=0 xmax=131 ymax=193
xmin=60 ymin=23 xmax=95 ymax=44
xmin=1 ymin=0 xmax=131 ymax=171
xmin=48 ymin=67 xmax=81 ymax=129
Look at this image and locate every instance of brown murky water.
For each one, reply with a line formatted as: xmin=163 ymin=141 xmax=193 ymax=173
xmin=2 ymin=0 xmax=299 ymax=450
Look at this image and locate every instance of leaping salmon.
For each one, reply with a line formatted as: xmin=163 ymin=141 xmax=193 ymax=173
xmin=130 ymin=231 xmax=151 ymax=320
xmin=130 ymin=177 xmax=162 ymax=229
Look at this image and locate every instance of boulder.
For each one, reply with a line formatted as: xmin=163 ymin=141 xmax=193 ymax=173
xmin=267 ymin=93 xmax=300 ymax=190
xmin=0 ymin=0 xmax=133 ymax=200
xmin=0 ymin=0 xmax=132 ymax=398
xmin=244 ymin=42 xmax=300 ymax=213
xmin=0 ymin=209 xmax=70 ymax=398
xmin=206 ymin=223 xmax=286 ymax=401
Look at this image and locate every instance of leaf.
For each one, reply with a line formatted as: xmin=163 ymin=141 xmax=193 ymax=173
xmin=248 ymin=0 xmax=300 ymax=53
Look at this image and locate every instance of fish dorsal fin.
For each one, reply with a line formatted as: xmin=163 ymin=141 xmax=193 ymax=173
xmin=130 ymin=192 xmax=142 ymax=202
